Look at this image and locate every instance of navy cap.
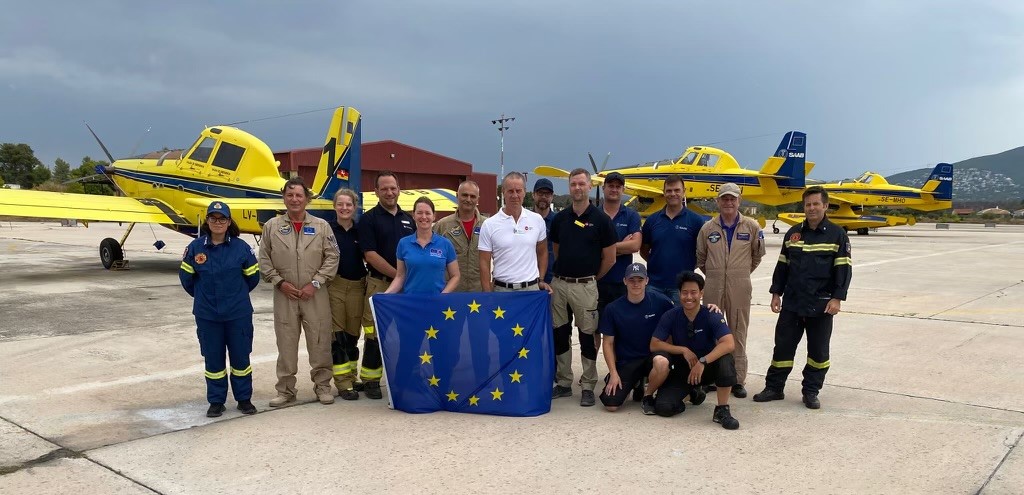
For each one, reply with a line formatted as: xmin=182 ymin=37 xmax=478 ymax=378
xmin=624 ymin=262 xmax=648 ymax=279
xmin=604 ymin=171 xmax=625 ymax=185
xmin=533 ymin=178 xmax=554 ymax=192
xmin=206 ymin=201 xmax=231 ymax=219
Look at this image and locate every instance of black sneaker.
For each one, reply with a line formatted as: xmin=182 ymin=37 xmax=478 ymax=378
xmin=803 ymin=393 xmax=821 ymax=409
xmin=339 ymin=389 xmax=359 ymax=401
xmin=753 ymin=388 xmax=785 ymax=402
xmin=206 ymin=403 xmax=226 ymax=418
xmin=713 ymin=405 xmax=740 ymax=430
xmin=732 ymin=384 xmax=748 ymax=399
xmin=236 ymin=400 xmax=257 ymax=415
xmin=580 ymin=390 xmax=596 ymax=407
xmin=552 ymin=385 xmax=573 ymax=398
xmin=641 ymin=395 xmax=656 ymax=415
xmin=689 ymin=387 xmax=706 ymax=406
xmin=364 ymin=381 xmax=383 ymax=400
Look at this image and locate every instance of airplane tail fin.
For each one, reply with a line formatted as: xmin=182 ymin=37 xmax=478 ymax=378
xmin=311 ymin=107 xmax=362 ymax=202
xmin=758 ymin=131 xmax=807 ymax=188
xmin=920 ymin=163 xmax=953 ymax=201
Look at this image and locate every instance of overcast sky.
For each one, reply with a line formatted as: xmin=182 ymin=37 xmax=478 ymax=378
xmin=2 ymin=1 xmax=1022 ymax=187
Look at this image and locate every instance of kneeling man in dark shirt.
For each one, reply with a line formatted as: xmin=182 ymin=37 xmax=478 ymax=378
xmin=649 ymin=271 xmax=740 ymax=430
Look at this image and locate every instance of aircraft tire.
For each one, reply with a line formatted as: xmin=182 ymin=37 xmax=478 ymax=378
xmin=856 ymin=228 xmax=870 ymax=236
xmin=100 ymin=238 xmax=124 ymax=269
xmin=773 ymin=226 xmax=780 ymax=234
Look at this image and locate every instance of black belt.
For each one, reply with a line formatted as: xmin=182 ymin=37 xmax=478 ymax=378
xmin=555 ymin=275 xmax=596 ymax=284
xmin=369 ymin=273 xmax=393 ymax=284
xmin=494 ymin=279 xmax=539 ymax=289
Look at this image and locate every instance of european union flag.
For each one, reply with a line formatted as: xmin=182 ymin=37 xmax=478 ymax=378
xmin=370 ymin=291 xmax=553 ymax=416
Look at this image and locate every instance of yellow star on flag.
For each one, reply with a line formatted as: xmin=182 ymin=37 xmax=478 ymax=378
xmin=511 ymin=324 xmax=524 ymax=336
xmin=425 ymin=326 xmax=439 ymax=339
xmin=492 ymin=306 xmax=505 ymax=319
xmin=419 ymin=351 xmax=433 ymax=364
xmin=443 ymin=307 xmax=457 ymax=320
xmin=468 ymin=300 xmax=481 ymax=313
xmin=490 ymin=387 xmax=504 ymax=400
xmin=509 ymin=370 xmax=523 ymax=383
xmin=468 ymin=395 xmax=480 ymax=406
xmin=428 ymin=375 xmax=440 ymax=386
xmin=518 ymin=347 xmax=530 ymax=359
xmin=447 ymin=390 xmax=459 ymax=401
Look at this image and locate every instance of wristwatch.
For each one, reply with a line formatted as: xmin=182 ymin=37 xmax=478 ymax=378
xmin=698 ymin=356 xmax=708 ymax=365
xmin=312 ymin=280 xmax=321 ymax=290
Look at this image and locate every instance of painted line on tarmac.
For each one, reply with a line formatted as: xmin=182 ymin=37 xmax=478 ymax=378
xmin=753 ymin=239 xmax=1024 ymax=282
xmin=0 ymin=350 xmax=307 ymax=405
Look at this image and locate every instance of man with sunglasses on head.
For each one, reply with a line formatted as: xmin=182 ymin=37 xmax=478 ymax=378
xmin=647 ymin=271 xmax=740 ymax=430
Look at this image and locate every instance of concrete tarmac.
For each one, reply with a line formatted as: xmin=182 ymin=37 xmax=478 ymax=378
xmin=0 ymin=221 xmax=1022 ymax=494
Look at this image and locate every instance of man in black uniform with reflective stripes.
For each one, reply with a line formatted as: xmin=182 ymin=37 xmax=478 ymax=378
xmin=357 ymin=171 xmax=415 ymax=399
xmin=754 ymin=186 xmax=852 ymax=410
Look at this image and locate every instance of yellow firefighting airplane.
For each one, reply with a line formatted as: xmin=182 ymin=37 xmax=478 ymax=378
xmin=534 ymin=131 xmax=814 ymax=217
xmin=0 ymin=106 xmax=457 ymax=268
xmin=775 ymin=163 xmax=954 ymax=235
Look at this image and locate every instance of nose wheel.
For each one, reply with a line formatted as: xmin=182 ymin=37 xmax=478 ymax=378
xmin=771 ymin=220 xmax=780 ymax=234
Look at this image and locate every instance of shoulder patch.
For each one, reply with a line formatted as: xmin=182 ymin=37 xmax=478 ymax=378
xmin=182 ymin=247 xmax=189 ymax=260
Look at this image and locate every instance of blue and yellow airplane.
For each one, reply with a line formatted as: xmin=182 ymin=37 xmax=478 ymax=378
xmin=775 ymin=163 xmax=954 ymax=234
xmin=534 ymin=131 xmax=814 ymax=217
xmin=0 ymin=106 xmax=457 ymax=268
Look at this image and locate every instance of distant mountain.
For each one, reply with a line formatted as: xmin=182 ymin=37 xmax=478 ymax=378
xmin=886 ymin=146 xmax=1024 ymax=202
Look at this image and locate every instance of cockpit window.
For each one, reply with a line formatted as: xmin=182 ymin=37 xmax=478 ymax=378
xmin=679 ymin=152 xmax=698 ymax=165
xmin=188 ymin=137 xmax=216 ymax=164
xmin=212 ymin=142 xmax=245 ymax=171
xmin=697 ymin=154 xmax=719 ymax=167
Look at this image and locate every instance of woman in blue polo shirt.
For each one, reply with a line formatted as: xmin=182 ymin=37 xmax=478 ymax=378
xmin=385 ymin=197 xmax=460 ymax=294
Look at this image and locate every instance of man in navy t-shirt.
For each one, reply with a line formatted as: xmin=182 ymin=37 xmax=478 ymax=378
xmin=598 ymin=262 xmax=674 ymax=412
xmin=649 ymin=271 xmax=741 ymax=430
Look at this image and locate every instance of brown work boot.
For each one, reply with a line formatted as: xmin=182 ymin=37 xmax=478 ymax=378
xmin=316 ymin=387 xmax=335 ymax=405
xmin=268 ymin=394 xmax=296 ymax=408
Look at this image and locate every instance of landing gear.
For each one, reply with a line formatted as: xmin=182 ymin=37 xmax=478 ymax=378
xmin=99 ymin=238 xmax=124 ymax=269
xmin=99 ymin=222 xmax=135 ymax=270
xmin=856 ymin=227 xmax=870 ymax=236
xmin=771 ymin=220 xmax=780 ymax=234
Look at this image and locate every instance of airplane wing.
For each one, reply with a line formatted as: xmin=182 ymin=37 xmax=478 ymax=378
xmin=0 ymin=189 xmax=191 ymax=224
xmin=183 ymin=188 xmax=459 ymax=214
xmin=535 ymin=165 xmax=665 ymax=197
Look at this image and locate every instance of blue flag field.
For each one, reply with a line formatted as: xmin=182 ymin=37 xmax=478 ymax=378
xmin=370 ymin=291 xmax=553 ymax=416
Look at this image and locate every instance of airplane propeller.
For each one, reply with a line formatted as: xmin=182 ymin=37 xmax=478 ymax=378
xmin=589 ymin=152 xmax=611 ymax=205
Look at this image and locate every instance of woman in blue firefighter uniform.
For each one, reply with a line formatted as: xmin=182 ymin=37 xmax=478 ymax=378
xmin=179 ymin=201 xmax=261 ymax=418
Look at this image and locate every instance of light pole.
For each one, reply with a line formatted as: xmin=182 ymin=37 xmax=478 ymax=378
xmin=491 ymin=114 xmax=515 ymax=207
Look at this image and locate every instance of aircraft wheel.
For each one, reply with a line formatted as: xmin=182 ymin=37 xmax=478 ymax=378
xmin=856 ymin=228 xmax=869 ymax=236
xmin=773 ymin=226 xmax=780 ymax=234
xmin=100 ymin=238 xmax=124 ymax=269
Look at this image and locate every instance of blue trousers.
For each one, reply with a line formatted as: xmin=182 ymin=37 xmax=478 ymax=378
xmin=197 ymin=316 xmax=254 ymax=404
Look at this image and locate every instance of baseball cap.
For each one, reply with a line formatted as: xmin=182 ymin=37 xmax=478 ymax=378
xmin=206 ymin=201 xmax=231 ymax=219
xmin=604 ymin=171 xmax=625 ymax=186
xmin=718 ymin=183 xmax=741 ymax=198
xmin=533 ymin=178 xmax=554 ymax=192
xmin=624 ymin=262 xmax=648 ymax=279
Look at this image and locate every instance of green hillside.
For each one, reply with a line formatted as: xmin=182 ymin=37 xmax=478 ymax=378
xmin=886 ymin=146 xmax=1024 ymax=202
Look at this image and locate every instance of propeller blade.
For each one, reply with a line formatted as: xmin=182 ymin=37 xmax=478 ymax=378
xmin=588 ymin=153 xmax=599 ymax=174
xmin=84 ymin=122 xmax=116 ymax=164
xmin=600 ymin=152 xmax=611 ymax=171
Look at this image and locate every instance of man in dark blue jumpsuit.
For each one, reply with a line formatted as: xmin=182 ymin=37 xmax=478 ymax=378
xmin=754 ymin=186 xmax=853 ymax=410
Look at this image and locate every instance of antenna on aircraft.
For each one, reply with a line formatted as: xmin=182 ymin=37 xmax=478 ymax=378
xmin=84 ymin=121 xmax=116 ymax=164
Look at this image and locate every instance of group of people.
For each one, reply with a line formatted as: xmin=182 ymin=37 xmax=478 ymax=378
xmin=178 ymin=168 xmax=852 ymax=431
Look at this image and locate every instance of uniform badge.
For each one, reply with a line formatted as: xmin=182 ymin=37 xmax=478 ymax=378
xmin=737 ymin=232 xmax=750 ymax=241
xmin=452 ymin=228 xmax=463 ymax=237
xmin=303 ymin=226 xmax=315 ymax=235
xmin=182 ymin=247 xmax=188 ymax=260
xmin=709 ymin=232 xmax=721 ymax=243
xmin=847 ymin=242 xmax=852 ymax=253
xmin=279 ymin=226 xmax=291 ymax=235
xmin=791 ymin=233 xmax=801 ymax=242
xmin=195 ymin=253 xmax=208 ymax=265
xmin=473 ymin=226 xmax=481 ymax=235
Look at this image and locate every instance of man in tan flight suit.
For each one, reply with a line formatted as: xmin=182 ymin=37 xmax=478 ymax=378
xmin=260 ymin=177 xmax=340 ymax=407
xmin=696 ymin=182 xmax=765 ymax=399
xmin=433 ymin=180 xmax=488 ymax=292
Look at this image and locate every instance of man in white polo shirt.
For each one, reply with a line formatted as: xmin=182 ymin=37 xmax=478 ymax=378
xmin=479 ymin=172 xmax=551 ymax=293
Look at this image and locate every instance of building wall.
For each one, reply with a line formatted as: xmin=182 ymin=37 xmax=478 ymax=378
xmin=273 ymin=140 xmax=498 ymax=214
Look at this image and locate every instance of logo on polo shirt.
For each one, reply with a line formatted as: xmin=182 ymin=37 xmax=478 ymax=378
xmin=674 ymin=225 xmax=689 ymax=231
xmin=429 ymin=248 xmax=444 ymax=258
xmin=644 ymin=313 xmax=656 ymax=319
